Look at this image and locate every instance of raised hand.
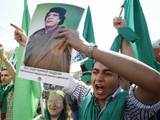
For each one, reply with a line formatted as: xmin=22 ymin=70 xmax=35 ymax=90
xmin=55 ymin=28 xmax=82 ymax=51
xmin=11 ymin=23 xmax=27 ymax=47
xmin=113 ymin=17 xmax=125 ymax=29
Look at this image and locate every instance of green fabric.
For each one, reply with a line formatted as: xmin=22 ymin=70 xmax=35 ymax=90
xmin=22 ymin=0 xmax=30 ymax=35
xmin=81 ymin=71 xmax=91 ymax=83
xmin=118 ymin=27 xmax=139 ymax=42
xmin=13 ymin=0 xmax=41 ymax=120
xmin=80 ymin=58 xmax=94 ymax=83
xmin=83 ymin=7 xmax=95 ymax=43
xmin=111 ymin=27 xmax=139 ymax=52
xmin=1 ymin=93 xmax=7 ymax=113
xmin=155 ymin=61 xmax=160 ymax=72
xmin=0 ymin=85 xmax=5 ymax=102
xmin=0 ymin=84 xmax=14 ymax=113
xmin=124 ymin=0 xmax=157 ymax=69
xmin=79 ymin=90 xmax=128 ymax=120
xmin=0 ymin=85 xmax=7 ymax=112
xmin=81 ymin=7 xmax=95 ymax=83
xmin=111 ymin=35 xmax=122 ymax=52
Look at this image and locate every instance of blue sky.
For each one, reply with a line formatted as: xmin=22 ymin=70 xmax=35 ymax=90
xmin=0 ymin=0 xmax=160 ymax=51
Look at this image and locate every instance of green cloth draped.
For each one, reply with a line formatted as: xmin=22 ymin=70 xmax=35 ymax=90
xmin=111 ymin=0 xmax=158 ymax=71
xmin=0 ymin=85 xmax=5 ymax=103
xmin=83 ymin=7 xmax=95 ymax=43
xmin=79 ymin=90 xmax=128 ymax=120
xmin=81 ymin=6 xmax=95 ymax=82
xmin=111 ymin=27 xmax=139 ymax=52
xmin=155 ymin=61 xmax=160 ymax=72
xmin=124 ymin=0 xmax=157 ymax=69
xmin=80 ymin=58 xmax=94 ymax=83
xmin=0 ymin=85 xmax=7 ymax=113
xmin=0 ymin=84 xmax=14 ymax=113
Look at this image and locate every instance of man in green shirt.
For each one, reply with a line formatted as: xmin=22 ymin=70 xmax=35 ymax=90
xmin=13 ymin=17 xmax=160 ymax=120
xmin=53 ymin=27 xmax=160 ymax=120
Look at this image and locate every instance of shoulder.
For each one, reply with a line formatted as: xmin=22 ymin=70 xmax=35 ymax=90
xmin=124 ymin=86 xmax=160 ymax=119
xmin=27 ymin=28 xmax=45 ymax=45
xmin=79 ymin=89 xmax=92 ymax=107
xmin=30 ymin=28 xmax=45 ymax=38
xmin=127 ymin=86 xmax=160 ymax=109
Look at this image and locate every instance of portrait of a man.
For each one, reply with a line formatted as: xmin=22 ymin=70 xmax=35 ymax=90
xmin=24 ymin=4 xmax=84 ymax=73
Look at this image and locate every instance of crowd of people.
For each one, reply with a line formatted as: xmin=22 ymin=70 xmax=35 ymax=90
xmin=0 ymin=6 xmax=160 ymax=120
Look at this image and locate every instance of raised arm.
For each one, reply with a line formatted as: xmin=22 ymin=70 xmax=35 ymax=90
xmin=56 ymin=28 xmax=160 ymax=97
xmin=11 ymin=24 xmax=27 ymax=47
xmin=113 ymin=17 xmax=133 ymax=56
xmin=113 ymin=17 xmax=132 ymax=90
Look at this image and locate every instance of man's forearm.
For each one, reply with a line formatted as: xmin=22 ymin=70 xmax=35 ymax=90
xmin=77 ymin=40 xmax=160 ymax=94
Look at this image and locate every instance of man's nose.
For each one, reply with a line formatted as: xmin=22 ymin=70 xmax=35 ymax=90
xmin=95 ymin=73 xmax=104 ymax=82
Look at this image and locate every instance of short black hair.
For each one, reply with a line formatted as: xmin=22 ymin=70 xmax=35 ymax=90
xmin=45 ymin=7 xmax=66 ymax=25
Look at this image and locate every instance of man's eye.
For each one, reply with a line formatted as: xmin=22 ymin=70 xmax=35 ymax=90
xmin=104 ymin=71 xmax=113 ymax=76
xmin=92 ymin=70 xmax=98 ymax=74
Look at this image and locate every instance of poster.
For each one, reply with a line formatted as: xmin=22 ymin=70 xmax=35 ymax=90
xmin=19 ymin=3 xmax=84 ymax=85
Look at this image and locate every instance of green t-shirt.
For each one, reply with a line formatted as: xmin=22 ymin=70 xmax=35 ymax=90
xmin=79 ymin=89 xmax=128 ymax=120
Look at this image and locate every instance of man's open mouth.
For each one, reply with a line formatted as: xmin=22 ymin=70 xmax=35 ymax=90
xmin=95 ymin=84 xmax=105 ymax=95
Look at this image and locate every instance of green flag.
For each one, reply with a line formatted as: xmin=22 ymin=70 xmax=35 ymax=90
xmin=83 ymin=6 xmax=95 ymax=43
xmin=22 ymin=0 xmax=30 ymax=35
xmin=80 ymin=6 xmax=95 ymax=83
xmin=111 ymin=0 xmax=157 ymax=70
xmin=13 ymin=0 xmax=41 ymax=120
xmin=124 ymin=0 xmax=156 ymax=69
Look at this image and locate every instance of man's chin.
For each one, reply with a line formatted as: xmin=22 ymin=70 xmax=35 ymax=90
xmin=95 ymin=94 xmax=107 ymax=101
xmin=46 ymin=23 xmax=56 ymax=27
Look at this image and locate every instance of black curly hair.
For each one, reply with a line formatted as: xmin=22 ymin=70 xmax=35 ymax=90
xmin=45 ymin=7 xmax=66 ymax=25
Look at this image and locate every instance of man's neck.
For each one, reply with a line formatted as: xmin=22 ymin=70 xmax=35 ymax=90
xmin=45 ymin=25 xmax=58 ymax=34
xmin=97 ymin=99 xmax=107 ymax=109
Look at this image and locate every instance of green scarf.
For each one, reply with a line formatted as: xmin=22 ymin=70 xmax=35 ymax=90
xmin=0 ymin=84 xmax=14 ymax=113
xmin=79 ymin=90 xmax=128 ymax=120
xmin=0 ymin=85 xmax=5 ymax=102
